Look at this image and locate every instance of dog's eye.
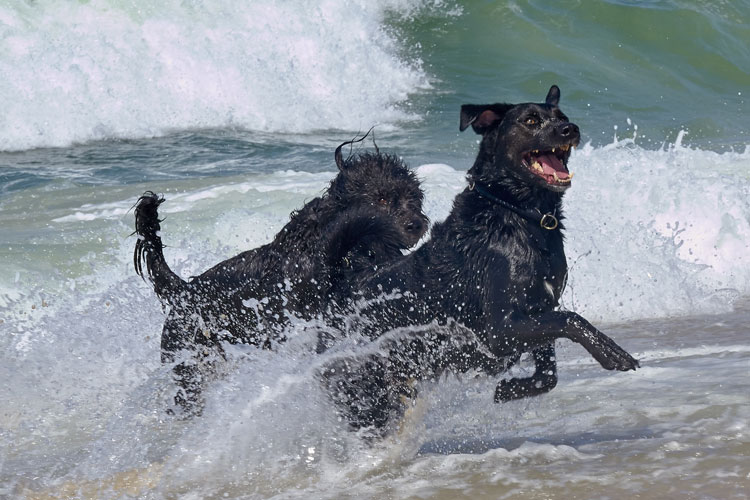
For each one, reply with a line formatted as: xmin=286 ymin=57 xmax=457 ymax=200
xmin=525 ymin=117 xmax=538 ymax=126
xmin=378 ymin=198 xmax=388 ymax=205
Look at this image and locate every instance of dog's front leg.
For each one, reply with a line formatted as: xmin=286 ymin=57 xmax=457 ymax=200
xmin=494 ymin=343 xmax=557 ymax=402
xmin=488 ymin=310 xmax=639 ymax=372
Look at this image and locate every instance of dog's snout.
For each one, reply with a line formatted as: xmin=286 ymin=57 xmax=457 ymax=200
xmin=558 ymin=122 xmax=580 ymax=140
xmin=402 ymin=216 xmax=428 ymax=246
xmin=406 ymin=218 xmax=424 ymax=233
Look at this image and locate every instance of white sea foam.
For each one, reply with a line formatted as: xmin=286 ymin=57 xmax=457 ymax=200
xmin=0 ymin=0 xmax=446 ymax=151
xmin=563 ymin=140 xmax=750 ymax=321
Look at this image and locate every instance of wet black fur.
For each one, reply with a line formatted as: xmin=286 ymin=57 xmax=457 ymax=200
xmin=320 ymin=86 xmax=639 ymax=433
xmin=134 ymin=140 xmax=429 ymax=413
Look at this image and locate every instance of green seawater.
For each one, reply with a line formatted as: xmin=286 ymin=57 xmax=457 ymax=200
xmin=395 ymin=0 xmax=750 ymax=152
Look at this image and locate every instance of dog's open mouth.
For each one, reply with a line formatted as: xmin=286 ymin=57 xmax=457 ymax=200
xmin=522 ymin=145 xmax=574 ymax=185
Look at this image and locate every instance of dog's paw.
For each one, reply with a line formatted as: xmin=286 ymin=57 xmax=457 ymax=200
xmin=595 ymin=336 xmax=640 ymax=372
xmin=494 ymin=375 xmax=557 ymax=403
xmin=611 ymin=350 xmax=640 ymax=371
xmin=494 ymin=378 xmax=522 ymax=402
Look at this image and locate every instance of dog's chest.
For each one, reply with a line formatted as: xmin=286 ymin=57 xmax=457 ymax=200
xmin=499 ymin=230 xmax=567 ymax=311
xmin=538 ymin=250 xmax=567 ymax=305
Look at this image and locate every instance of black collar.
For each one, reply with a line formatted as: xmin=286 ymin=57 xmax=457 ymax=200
xmin=469 ymin=181 xmax=559 ymax=230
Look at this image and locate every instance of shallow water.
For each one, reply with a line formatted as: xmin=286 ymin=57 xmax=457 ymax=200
xmin=4 ymin=292 xmax=749 ymax=499
xmin=1 ymin=0 xmax=749 ymax=498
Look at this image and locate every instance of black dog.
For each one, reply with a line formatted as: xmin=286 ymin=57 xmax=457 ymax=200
xmin=134 ymin=137 xmax=429 ymax=412
xmin=320 ymin=86 xmax=639 ymax=433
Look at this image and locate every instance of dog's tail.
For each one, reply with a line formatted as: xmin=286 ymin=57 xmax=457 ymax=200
xmin=324 ymin=207 xmax=410 ymax=273
xmin=133 ymin=192 xmax=189 ymax=303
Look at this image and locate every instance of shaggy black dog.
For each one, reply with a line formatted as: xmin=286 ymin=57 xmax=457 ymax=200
xmin=320 ymin=86 xmax=639 ymax=433
xmin=134 ymin=137 xmax=429 ymax=413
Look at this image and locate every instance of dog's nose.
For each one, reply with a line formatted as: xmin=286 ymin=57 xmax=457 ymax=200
xmin=406 ymin=219 xmax=424 ymax=233
xmin=558 ymin=122 xmax=580 ymax=140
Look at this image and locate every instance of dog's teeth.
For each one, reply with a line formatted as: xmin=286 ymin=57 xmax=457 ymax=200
xmin=552 ymin=172 xmax=572 ymax=184
xmin=569 ymin=172 xmax=574 ymax=179
xmin=532 ymin=161 xmax=543 ymax=172
xmin=551 ymin=148 xmax=555 ymax=153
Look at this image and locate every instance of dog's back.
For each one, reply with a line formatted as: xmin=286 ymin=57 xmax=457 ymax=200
xmin=184 ymin=152 xmax=428 ymax=335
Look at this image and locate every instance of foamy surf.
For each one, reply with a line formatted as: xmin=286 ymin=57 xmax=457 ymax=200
xmin=13 ymin=306 xmax=747 ymax=499
xmin=0 ymin=0 xmax=449 ymax=151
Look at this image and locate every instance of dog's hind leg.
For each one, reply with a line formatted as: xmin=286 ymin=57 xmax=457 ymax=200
xmin=320 ymin=354 xmax=410 ymax=435
xmin=493 ymin=343 xmax=557 ymax=402
xmin=161 ymin=312 xmax=225 ymax=417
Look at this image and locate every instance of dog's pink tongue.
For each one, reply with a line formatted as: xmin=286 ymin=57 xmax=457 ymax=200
xmin=538 ymin=153 xmax=569 ymax=179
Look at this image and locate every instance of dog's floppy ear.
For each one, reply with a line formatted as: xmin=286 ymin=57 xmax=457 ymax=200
xmin=545 ymin=85 xmax=560 ymax=107
xmin=459 ymin=104 xmax=512 ymax=135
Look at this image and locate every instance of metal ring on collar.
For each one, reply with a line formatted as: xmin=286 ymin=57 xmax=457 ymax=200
xmin=540 ymin=213 xmax=558 ymax=230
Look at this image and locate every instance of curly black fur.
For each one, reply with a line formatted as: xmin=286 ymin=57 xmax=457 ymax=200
xmin=133 ymin=138 xmax=428 ymax=414
xmin=320 ymin=86 xmax=639 ymax=432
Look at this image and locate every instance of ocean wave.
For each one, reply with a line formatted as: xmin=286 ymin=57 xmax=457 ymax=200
xmin=562 ymin=138 xmax=750 ymax=322
xmin=0 ymin=0 xmax=451 ymax=151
